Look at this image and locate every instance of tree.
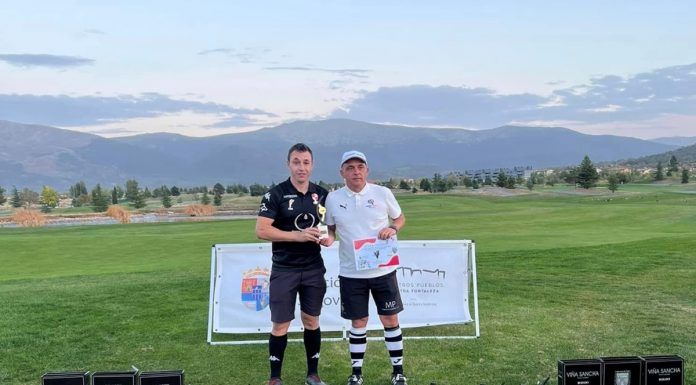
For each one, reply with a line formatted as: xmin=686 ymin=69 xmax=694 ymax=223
xmin=399 ymin=179 xmax=410 ymax=190
xmin=201 ymin=190 xmax=211 ymax=205
xmin=655 ymin=162 xmax=665 ymax=181
xmin=0 ymin=186 xmax=6 ymax=205
xmin=213 ymin=191 xmax=222 ymax=206
xmin=419 ymin=178 xmax=431 ymax=192
xmin=40 ymin=186 xmax=60 ymax=212
xmin=112 ymin=187 xmax=119 ymax=204
xmin=131 ymin=191 xmax=147 ymax=209
xmin=161 ymin=188 xmax=172 ymax=208
xmin=472 ymin=179 xmax=480 ymax=189
xmin=607 ymin=174 xmax=619 ymax=193
xmin=213 ymin=183 xmax=225 ymax=196
xmin=19 ymin=188 xmax=40 ymax=207
xmin=11 ymin=186 xmax=21 ymax=208
xmin=496 ymin=172 xmax=508 ymax=188
xmin=91 ymin=184 xmax=109 ymax=212
xmin=576 ymin=155 xmax=599 ymax=189
xmin=69 ymin=181 xmax=88 ymax=198
xmin=668 ymin=155 xmax=679 ymax=174
xmin=525 ymin=178 xmax=534 ymax=191
xmin=143 ymin=187 xmax=152 ymax=198
xmin=125 ymin=179 xmax=139 ymax=201
xmin=170 ymin=186 xmax=181 ymax=196
xmin=411 ymin=187 xmax=418 ymax=193
xmin=682 ymin=168 xmax=690 ymax=184
xmin=249 ymin=184 xmax=268 ymax=197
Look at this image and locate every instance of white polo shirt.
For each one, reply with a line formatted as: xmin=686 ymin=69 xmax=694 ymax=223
xmin=324 ymin=183 xmax=402 ymax=278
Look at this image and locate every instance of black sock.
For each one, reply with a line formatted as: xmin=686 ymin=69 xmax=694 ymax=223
xmin=269 ymin=333 xmax=288 ymax=379
xmin=384 ymin=325 xmax=404 ymax=375
xmin=304 ymin=327 xmax=321 ymax=375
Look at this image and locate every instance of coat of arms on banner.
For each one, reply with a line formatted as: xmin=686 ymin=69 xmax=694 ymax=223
xmin=240 ymin=267 xmax=270 ymax=311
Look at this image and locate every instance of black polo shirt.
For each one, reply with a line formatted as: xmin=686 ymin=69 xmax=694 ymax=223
xmin=258 ymin=178 xmax=329 ymax=271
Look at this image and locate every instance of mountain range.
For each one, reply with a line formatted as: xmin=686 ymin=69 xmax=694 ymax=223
xmin=0 ymin=119 xmax=679 ymax=190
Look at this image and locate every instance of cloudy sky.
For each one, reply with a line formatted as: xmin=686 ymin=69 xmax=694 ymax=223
xmin=1 ymin=1 xmax=695 ymax=139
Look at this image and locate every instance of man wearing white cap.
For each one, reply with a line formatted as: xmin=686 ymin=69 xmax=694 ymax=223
xmin=320 ymin=150 xmax=408 ymax=385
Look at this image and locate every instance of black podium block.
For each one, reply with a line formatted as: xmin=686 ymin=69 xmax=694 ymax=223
xmin=42 ymin=372 xmax=90 ymax=385
xmin=91 ymin=371 xmax=137 ymax=385
xmin=601 ymin=356 xmax=642 ymax=385
xmin=641 ymin=355 xmax=684 ymax=385
xmin=138 ymin=370 xmax=184 ymax=385
xmin=558 ymin=359 xmax=602 ymax=385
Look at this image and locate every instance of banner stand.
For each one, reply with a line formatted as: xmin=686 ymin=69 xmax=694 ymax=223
xmin=207 ymin=241 xmax=480 ymax=346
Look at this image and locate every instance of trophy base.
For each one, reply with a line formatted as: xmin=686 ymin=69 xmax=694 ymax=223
xmin=318 ymin=224 xmax=329 ymax=240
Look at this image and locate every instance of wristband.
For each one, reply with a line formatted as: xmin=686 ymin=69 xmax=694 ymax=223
xmin=389 ymin=224 xmax=398 ymax=233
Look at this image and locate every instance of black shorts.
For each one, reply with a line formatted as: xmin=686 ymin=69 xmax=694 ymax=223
xmin=269 ymin=266 xmax=327 ymax=323
xmin=339 ymin=270 xmax=403 ymax=320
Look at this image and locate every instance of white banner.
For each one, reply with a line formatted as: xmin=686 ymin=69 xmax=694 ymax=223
xmin=211 ymin=241 xmax=474 ymax=334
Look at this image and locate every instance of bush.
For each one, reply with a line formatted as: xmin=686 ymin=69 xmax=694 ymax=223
xmin=106 ymin=205 xmax=131 ymax=224
xmin=184 ymin=204 xmax=215 ymax=217
xmin=12 ymin=209 xmax=46 ymax=227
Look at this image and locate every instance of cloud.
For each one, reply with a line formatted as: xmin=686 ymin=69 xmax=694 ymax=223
xmin=83 ymin=29 xmax=106 ymax=35
xmin=198 ymin=47 xmax=272 ymax=63
xmin=0 ymin=93 xmax=276 ymax=126
xmin=0 ymin=53 xmax=94 ymax=68
xmin=332 ymin=63 xmax=696 ymax=134
xmin=206 ymin=115 xmax=269 ymax=129
xmin=332 ymin=85 xmax=545 ymax=127
xmin=264 ymin=66 xmax=371 ymax=78
xmin=85 ymin=127 xmax=138 ymax=135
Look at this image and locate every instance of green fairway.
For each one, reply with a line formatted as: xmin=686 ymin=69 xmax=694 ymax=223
xmin=1 ymin=187 xmax=694 ymax=384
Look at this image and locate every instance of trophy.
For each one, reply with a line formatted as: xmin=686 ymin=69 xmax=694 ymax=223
xmin=316 ymin=202 xmax=329 ymax=240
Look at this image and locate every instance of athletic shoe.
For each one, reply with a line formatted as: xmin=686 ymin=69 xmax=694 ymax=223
xmin=346 ymin=374 xmax=364 ymax=385
xmin=305 ymin=374 xmax=327 ymax=385
xmin=268 ymin=378 xmax=283 ymax=385
xmin=391 ymin=373 xmax=408 ymax=385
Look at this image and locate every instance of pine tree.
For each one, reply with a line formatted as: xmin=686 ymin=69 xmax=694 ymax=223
xmin=496 ymin=171 xmax=507 ymax=188
xmin=668 ymin=155 xmax=679 ymax=173
xmin=132 ymin=192 xmax=147 ymax=209
xmin=655 ymin=162 xmax=664 ymax=181
xmin=608 ymin=174 xmax=619 ymax=193
xmin=11 ymin=186 xmax=22 ymax=208
xmin=162 ymin=190 xmax=172 ymax=208
xmin=112 ymin=187 xmax=118 ymax=204
xmin=201 ymin=190 xmax=211 ymax=205
xmin=526 ymin=178 xmax=534 ymax=191
xmin=419 ymin=178 xmax=431 ymax=192
xmin=0 ymin=186 xmax=6 ymax=205
xmin=682 ymin=168 xmax=690 ymax=184
xmin=91 ymin=184 xmax=109 ymax=212
xmin=213 ymin=191 xmax=222 ymax=206
xmin=576 ymin=155 xmax=599 ymax=189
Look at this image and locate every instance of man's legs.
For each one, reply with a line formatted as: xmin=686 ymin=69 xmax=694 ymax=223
xmin=299 ymin=267 xmax=327 ymax=385
xmin=269 ymin=322 xmax=291 ymax=381
xmin=268 ymin=270 xmax=302 ymax=383
xmin=349 ymin=317 xmax=369 ymax=377
xmin=340 ymin=276 xmax=370 ymax=384
xmin=379 ymin=314 xmax=404 ymax=376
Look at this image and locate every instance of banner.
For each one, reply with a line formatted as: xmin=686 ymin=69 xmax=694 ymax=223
xmin=210 ymin=241 xmax=474 ymax=334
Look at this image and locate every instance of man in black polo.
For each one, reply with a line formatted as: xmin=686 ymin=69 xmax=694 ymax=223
xmin=255 ymin=143 xmax=329 ymax=385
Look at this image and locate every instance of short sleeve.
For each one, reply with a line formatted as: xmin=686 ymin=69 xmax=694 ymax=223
xmin=384 ymin=188 xmax=402 ymax=219
xmin=257 ymin=190 xmax=278 ymax=219
xmin=324 ymin=192 xmax=336 ymax=226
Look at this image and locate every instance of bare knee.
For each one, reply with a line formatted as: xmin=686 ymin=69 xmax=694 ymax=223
xmin=271 ymin=321 xmax=291 ymax=336
xmin=379 ymin=314 xmax=399 ymax=328
xmin=301 ymin=312 xmax=320 ymax=330
xmin=351 ymin=317 xmax=369 ymax=329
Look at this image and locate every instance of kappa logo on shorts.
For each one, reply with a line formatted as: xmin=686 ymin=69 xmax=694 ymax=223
xmin=240 ymin=267 xmax=270 ymax=311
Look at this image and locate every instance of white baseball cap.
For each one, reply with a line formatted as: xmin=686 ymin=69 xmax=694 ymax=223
xmin=341 ymin=150 xmax=367 ymax=166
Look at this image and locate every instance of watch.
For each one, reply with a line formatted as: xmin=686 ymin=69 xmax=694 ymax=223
xmin=389 ymin=224 xmax=398 ymax=233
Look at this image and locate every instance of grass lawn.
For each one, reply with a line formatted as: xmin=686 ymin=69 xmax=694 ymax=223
xmin=0 ymin=187 xmax=694 ymax=384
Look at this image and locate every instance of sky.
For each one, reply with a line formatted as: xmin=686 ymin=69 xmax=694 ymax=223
xmin=1 ymin=1 xmax=695 ymax=139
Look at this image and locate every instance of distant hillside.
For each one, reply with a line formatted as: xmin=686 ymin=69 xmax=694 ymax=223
xmin=649 ymin=136 xmax=696 ymax=147
xmin=0 ymin=119 xmax=676 ymax=190
xmin=619 ymin=143 xmax=696 ymax=167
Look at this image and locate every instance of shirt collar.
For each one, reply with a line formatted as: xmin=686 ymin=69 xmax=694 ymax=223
xmin=345 ymin=183 xmax=368 ymax=197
